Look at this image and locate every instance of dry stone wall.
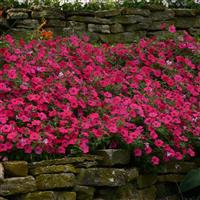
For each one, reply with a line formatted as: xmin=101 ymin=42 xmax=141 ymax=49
xmin=0 ymin=149 xmax=199 ymax=200
xmin=0 ymin=7 xmax=200 ymax=42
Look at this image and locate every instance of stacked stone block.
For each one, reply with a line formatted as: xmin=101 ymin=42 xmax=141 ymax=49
xmin=0 ymin=149 xmax=199 ymax=200
xmin=0 ymin=7 xmax=199 ymax=42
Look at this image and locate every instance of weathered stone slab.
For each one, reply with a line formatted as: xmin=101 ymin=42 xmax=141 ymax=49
xmin=150 ymin=10 xmax=175 ymax=21
xmin=15 ymin=19 xmax=39 ymax=29
xmin=32 ymin=10 xmax=65 ymax=19
xmin=20 ymin=191 xmax=55 ymax=200
xmin=156 ymin=183 xmax=179 ymax=199
xmin=47 ymin=20 xmax=66 ymax=27
xmin=127 ymin=168 xmax=139 ymax=182
xmin=77 ymin=168 xmax=127 ymax=186
xmin=75 ymin=185 xmax=95 ymax=200
xmin=30 ymin=164 xmax=77 ymax=175
xmin=7 ymin=12 xmax=28 ymax=19
xmin=95 ymin=9 xmax=121 ymax=18
xmin=158 ymin=161 xmax=197 ymax=174
xmin=65 ymin=21 xmax=86 ymax=35
xmin=173 ymin=9 xmax=199 ymax=16
xmin=110 ymin=23 xmax=124 ymax=33
xmin=0 ymin=197 xmax=8 ymax=200
xmin=99 ymin=32 xmax=146 ymax=43
xmin=125 ymin=21 xmax=151 ymax=31
xmin=65 ymin=11 xmax=95 ymax=17
xmin=175 ymin=17 xmax=200 ymax=28
xmin=29 ymin=156 xmax=102 ymax=168
xmin=67 ymin=16 xmax=114 ymax=24
xmin=148 ymin=20 xmax=174 ymax=31
xmin=96 ymin=149 xmax=130 ymax=166
xmin=75 ymin=161 xmax=98 ymax=168
xmin=137 ymin=175 xmax=157 ymax=189
xmin=95 ymin=184 xmax=141 ymax=200
xmin=121 ymin=8 xmax=151 ymax=16
xmin=0 ymin=163 xmax=4 ymax=179
xmin=36 ymin=173 xmax=75 ymax=190
xmin=0 ymin=176 xmax=36 ymax=196
xmin=0 ymin=18 xmax=9 ymax=29
xmin=157 ymin=174 xmax=184 ymax=183
xmin=56 ymin=192 xmax=76 ymax=200
xmin=6 ymin=8 xmax=31 ymax=13
xmin=18 ymin=191 xmax=76 ymax=200
xmin=3 ymin=161 xmax=28 ymax=177
xmin=88 ymin=24 xmax=110 ymax=33
xmin=113 ymin=15 xmax=144 ymax=24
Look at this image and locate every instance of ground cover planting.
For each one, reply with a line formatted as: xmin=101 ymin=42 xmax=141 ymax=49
xmin=0 ymin=26 xmax=199 ymax=166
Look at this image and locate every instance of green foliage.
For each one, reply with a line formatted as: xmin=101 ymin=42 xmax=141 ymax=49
xmin=180 ymin=169 xmax=200 ymax=192
xmin=0 ymin=0 xmax=200 ymax=10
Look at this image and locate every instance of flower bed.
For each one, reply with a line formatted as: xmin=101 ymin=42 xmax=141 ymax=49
xmin=0 ymin=27 xmax=199 ymax=166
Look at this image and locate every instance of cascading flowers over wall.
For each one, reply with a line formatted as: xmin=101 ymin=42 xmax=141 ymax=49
xmin=0 ymin=26 xmax=199 ymax=166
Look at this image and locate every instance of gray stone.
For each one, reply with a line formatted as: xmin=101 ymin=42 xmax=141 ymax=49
xmin=150 ymin=10 xmax=175 ymax=21
xmin=96 ymin=149 xmax=130 ymax=166
xmin=95 ymin=9 xmax=121 ymax=18
xmin=77 ymin=168 xmax=127 ymax=186
xmin=110 ymin=23 xmax=124 ymax=33
xmin=0 ymin=176 xmax=36 ymax=196
xmin=121 ymin=8 xmax=151 ymax=17
xmin=137 ymin=175 xmax=157 ymax=189
xmin=75 ymin=186 xmax=95 ymax=200
xmin=29 ymin=164 xmax=77 ymax=175
xmin=88 ymin=24 xmax=110 ymax=33
xmin=67 ymin=16 xmax=113 ymax=24
xmin=32 ymin=10 xmax=65 ymax=19
xmin=113 ymin=15 xmax=145 ymax=24
xmin=46 ymin=19 xmax=66 ymax=27
xmin=0 ymin=163 xmax=4 ymax=179
xmin=36 ymin=173 xmax=75 ymax=190
xmin=3 ymin=161 xmax=28 ymax=177
xmin=7 ymin=12 xmax=28 ymax=19
xmin=15 ymin=19 xmax=39 ymax=29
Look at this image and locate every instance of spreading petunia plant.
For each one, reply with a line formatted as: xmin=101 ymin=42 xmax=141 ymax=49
xmin=0 ymin=26 xmax=199 ymax=165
